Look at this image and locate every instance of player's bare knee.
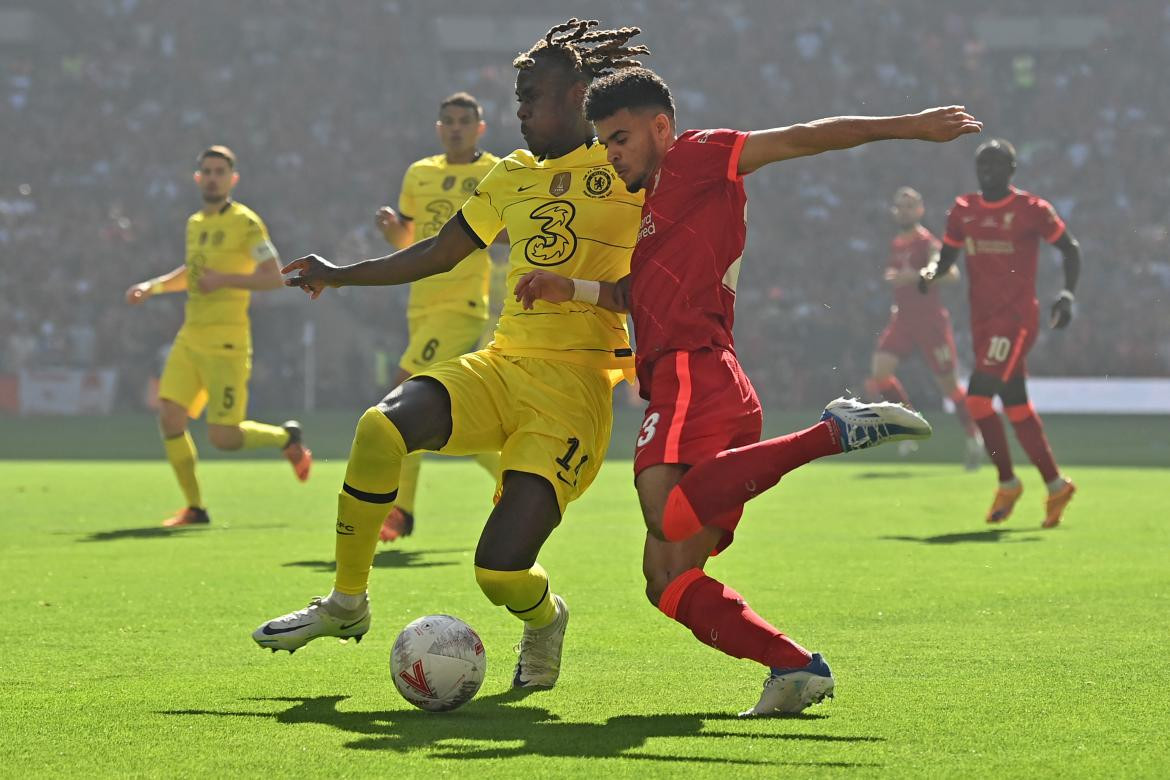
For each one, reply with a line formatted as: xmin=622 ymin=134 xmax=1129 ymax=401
xmin=644 ymin=575 xmax=669 ymax=608
xmin=207 ymin=425 xmax=242 ymax=451
xmin=377 ymin=376 xmax=452 ymax=451
xmin=158 ymin=401 xmax=187 ymax=437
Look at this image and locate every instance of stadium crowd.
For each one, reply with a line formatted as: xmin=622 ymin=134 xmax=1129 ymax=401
xmin=4 ymin=0 xmax=1168 ymax=410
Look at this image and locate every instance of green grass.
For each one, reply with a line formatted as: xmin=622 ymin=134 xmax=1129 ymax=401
xmin=2 ymin=453 xmax=1169 ymax=778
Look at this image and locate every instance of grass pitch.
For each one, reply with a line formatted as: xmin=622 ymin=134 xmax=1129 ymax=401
xmin=2 ymin=452 xmax=1169 ymax=777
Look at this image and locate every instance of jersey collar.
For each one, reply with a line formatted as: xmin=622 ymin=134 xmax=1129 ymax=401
xmin=975 ymin=187 xmax=1019 ymax=209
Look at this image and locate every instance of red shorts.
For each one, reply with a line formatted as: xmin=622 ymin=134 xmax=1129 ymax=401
xmin=875 ymin=311 xmax=957 ymax=375
xmin=634 ymin=348 xmax=762 ymax=475
xmin=971 ymin=319 xmax=1036 ymax=381
xmin=634 ymin=349 xmax=762 ymax=553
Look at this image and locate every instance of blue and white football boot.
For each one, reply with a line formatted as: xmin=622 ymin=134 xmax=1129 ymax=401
xmin=820 ymin=397 xmax=932 ymax=453
xmin=740 ymin=652 xmax=836 ymax=717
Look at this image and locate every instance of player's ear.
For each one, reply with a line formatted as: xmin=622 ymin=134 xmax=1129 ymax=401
xmin=193 ymin=171 xmax=202 ymax=185
xmin=230 ymin=171 xmax=240 ymax=187
xmin=476 ymin=120 xmax=487 ymax=139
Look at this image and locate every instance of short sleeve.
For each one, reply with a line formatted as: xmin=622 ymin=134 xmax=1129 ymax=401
xmin=942 ymin=201 xmax=967 ymax=248
xmin=1033 ymin=198 xmax=1066 ymax=244
xmin=676 ymin=129 xmax=750 ymax=182
xmin=245 ymin=215 xmax=276 ymax=263
xmin=457 ymin=160 xmax=507 ymax=249
xmin=397 ymin=166 xmax=417 ymax=221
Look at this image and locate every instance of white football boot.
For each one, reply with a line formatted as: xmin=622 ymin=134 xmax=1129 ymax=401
xmin=252 ymin=595 xmax=370 ymax=654
xmin=820 ymin=397 xmax=932 ymax=453
xmin=512 ymin=594 xmax=569 ymax=689
xmin=740 ymin=652 xmax=835 ymax=717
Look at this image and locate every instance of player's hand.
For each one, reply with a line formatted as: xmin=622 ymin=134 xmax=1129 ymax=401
xmin=910 ymin=106 xmax=983 ymax=143
xmin=282 ymin=254 xmax=339 ymax=300
xmin=375 ymin=206 xmax=400 ymax=232
xmin=514 ymin=270 xmax=573 ymax=310
xmin=1050 ymin=295 xmax=1074 ymax=329
xmin=917 ymin=265 xmax=937 ymax=294
xmin=125 ymin=282 xmax=152 ymax=305
xmin=197 ymin=271 xmax=226 ymax=294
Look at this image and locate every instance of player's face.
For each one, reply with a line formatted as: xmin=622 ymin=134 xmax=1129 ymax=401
xmin=515 ymin=64 xmax=585 ymax=157
xmin=596 ymin=109 xmax=671 ymax=193
xmin=436 ymin=105 xmax=485 ymax=157
xmin=891 ymin=193 xmax=924 ymax=229
xmin=194 ymin=157 xmax=237 ymax=203
xmin=975 ymin=150 xmax=1015 ymax=193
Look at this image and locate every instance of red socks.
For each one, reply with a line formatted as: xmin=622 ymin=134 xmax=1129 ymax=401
xmin=662 ymin=421 xmax=842 ymax=542
xmin=1006 ymin=403 xmax=1060 ymax=483
xmin=659 ymin=569 xmax=811 ymax=670
xmin=966 ymin=394 xmax=1015 ymax=482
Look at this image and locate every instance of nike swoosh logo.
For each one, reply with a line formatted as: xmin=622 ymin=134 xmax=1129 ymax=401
xmin=261 ymin=622 xmax=310 ymax=635
xmin=518 ymin=184 xmax=537 ymax=192
xmin=340 ymin=619 xmax=365 ymax=631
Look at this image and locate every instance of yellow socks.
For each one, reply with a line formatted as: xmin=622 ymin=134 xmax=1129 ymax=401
xmin=334 ymin=407 xmax=406 ymax=594
xmin=238 ymin=420 xmax=289 ymax=450
xmin=474 ymin=564 xmax=558 ymax=628
xmin=163 ymin=431 xmax=202 ymax=508
xmin=393 ymin=452 xmax=422 ymax=515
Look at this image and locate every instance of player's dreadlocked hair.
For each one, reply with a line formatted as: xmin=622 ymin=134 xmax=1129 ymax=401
xmin=513 ymin=18 xmax=649 ymax=81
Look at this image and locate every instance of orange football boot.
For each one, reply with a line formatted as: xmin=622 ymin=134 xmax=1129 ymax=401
xmin=1042 ymin=480 xmax=1076 ymax=529
xmin=281 ymin=420 xmax=312 ymax=482
xmin=986 ymin=483 xmax=1024 ymax=524
xmin=162 ymin=507 xmax=210 ymax=527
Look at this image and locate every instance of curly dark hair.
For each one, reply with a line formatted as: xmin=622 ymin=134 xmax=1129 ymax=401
xmin=513 ymin=18 xmax=649 ymax=82
xmin=584 ymin=67 xmax=674 ymax=123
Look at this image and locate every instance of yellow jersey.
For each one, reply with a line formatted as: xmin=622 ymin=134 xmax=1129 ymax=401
xmin=178 ymin=200 xmax=275 ymax=351
xmin=458 ymin=140 xmax=642 ymax=369
xmin=398 ymin=151 xmax=499 ymax=317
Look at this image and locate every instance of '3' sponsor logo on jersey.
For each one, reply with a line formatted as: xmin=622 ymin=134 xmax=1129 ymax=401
xmin=524 ymin=200 xmax=577 ymax=266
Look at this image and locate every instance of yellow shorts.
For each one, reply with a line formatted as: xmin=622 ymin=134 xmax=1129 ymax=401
xmin=158 ymin=339 xmax=251 ymax=425
xmin=415 ymin=349 xmax=613 ymax=513
xmin=399 ymin=312 xmax=488 ymax=374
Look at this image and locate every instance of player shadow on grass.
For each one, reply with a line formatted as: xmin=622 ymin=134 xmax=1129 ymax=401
xmin=283 ymin=548 xmax=468 ymax=572
xmin=78 ymin=523 xmax=288 ymax=543
xmin=160 ymin=691 xmax=882 ymax=767
xmin=880 ymin=528 xmax=1043 ymax=545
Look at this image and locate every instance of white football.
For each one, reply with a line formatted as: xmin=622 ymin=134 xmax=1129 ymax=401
xmin=390 ymin=615 xmax=486 ymax=712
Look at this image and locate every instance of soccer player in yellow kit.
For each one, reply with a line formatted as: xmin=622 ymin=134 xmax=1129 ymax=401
xmin=254 ymin=21 xmax=647 ymax=689
xmin=125 ymin=146 xmax=312 ymax=527
xmin=373 ymin=92 xmax=502 ymax=543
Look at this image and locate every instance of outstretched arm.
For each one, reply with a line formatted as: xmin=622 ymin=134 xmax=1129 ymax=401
xmin=282 ymin=215 xmax=481 ymax=299
xmin=1049 ymin=230 xmax=1081 ymax=329
xmin=737 ymin=106 xmax=982 ymax=175
xmin=514 ymin=270 xmax=631 ymax=313
xmin=125 ymin=264 xmax=186 ymax=305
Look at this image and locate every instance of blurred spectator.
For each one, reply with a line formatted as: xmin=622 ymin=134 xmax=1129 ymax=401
xmin=3 ymin=0 xmax=1167 ymax=411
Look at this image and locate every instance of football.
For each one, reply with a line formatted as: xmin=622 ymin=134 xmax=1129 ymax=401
xmin=390 ymin=615 xmax=487 ymax=712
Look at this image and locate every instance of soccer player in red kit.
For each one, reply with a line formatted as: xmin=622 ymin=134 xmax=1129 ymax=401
xmin=920 ymin=139 xmax=1080 ymax=528
xmin=515 ymin=67 xmax=980 ymax=715
xmin=866 ymin=186 xmax=983 ymax=468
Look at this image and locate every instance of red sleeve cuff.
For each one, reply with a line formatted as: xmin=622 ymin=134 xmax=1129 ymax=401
xmin=1045 ymin=224 xmax=1066 ymax=244
xmin=727 ymin=132 xmax=748 ymax=181
xmin=942 ymin=234 xmax=964 ymax=248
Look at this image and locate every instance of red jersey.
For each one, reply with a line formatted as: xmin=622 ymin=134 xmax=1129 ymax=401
xmin=943 ymin=187 xmax=1066 ymax=325
xmin=888 ymin=225 xmax=946 ymax=323
xmin=628 ymin=128 xmax=749 ymax=395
